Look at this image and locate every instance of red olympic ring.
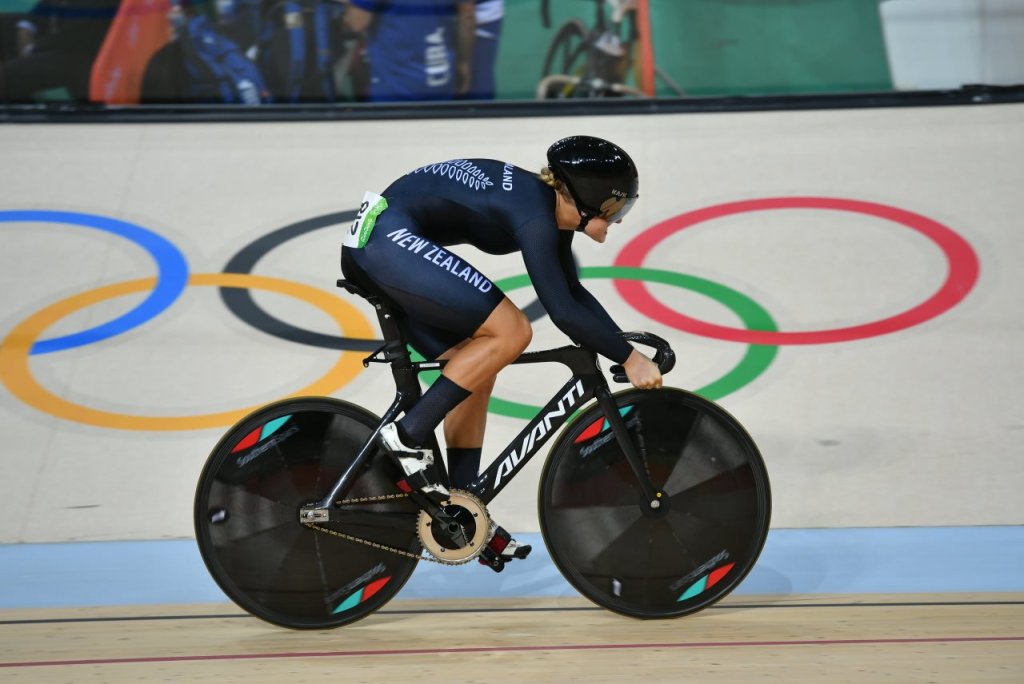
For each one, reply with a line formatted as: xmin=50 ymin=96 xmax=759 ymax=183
xmin=614 ymin=197 xmax=980 ymax=345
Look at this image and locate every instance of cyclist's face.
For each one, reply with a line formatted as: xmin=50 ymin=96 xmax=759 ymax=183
xmin=554 ymin=193 xmax=619 ymax=242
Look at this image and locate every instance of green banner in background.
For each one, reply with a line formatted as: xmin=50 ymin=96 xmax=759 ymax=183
xmin=495 ymin=0 xmax=892 ymax=100
xmin=0 ymin=1 xmax=39 ymax=12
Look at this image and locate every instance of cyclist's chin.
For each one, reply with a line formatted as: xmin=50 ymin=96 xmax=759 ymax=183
xmin=583 ymin=224 xmax=609 ymax=243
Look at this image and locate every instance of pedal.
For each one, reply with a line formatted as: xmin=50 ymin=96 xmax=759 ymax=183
xmin=478 ymin=550 xmax=506 ymax=573
xmin=476 ymin=525 xmax=529 ymax=572
xmin=511 ymin=544 xmax=532 ymax=560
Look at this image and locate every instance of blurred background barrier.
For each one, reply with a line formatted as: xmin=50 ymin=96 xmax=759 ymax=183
xmin=1 ymin=0 xmax=1021 ymax=107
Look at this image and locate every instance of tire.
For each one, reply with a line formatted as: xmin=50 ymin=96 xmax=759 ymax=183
xmin=194 ymin=397 xmax=421 ymax=629
xmin=540 ymin=19 xmax=589 ymax=98
xmin=538 ymin=388 xmax=771 ymax=619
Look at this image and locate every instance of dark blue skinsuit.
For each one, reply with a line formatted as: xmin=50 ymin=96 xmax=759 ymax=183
xmin=341 ymin=158 xmax=633 ymax=363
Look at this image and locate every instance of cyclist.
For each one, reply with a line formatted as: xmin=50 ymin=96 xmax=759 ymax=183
xmin=340 ymin=135 xmax=661 ymax=563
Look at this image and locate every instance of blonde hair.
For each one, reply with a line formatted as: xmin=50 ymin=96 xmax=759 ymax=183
xmin=538 ymin=166 xmax=571 ymax=199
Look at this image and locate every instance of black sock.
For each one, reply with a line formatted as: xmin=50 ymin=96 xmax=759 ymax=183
xmin=447 ymin=447 xmax=481 ymax=489
xmin=397 ymin=375 xmax=471 ymax=447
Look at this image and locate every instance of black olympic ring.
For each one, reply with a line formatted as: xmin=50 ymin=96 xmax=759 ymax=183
xmin=220 ymin=211 xmax=551 ymax=351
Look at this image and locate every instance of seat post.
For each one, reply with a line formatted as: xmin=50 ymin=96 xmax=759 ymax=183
xmin=336 ymin=278 xmax=421 ymax=411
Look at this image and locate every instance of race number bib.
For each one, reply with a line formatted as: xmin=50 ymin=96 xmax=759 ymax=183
xmin=343 ymin=191 xmax=388 ymax=248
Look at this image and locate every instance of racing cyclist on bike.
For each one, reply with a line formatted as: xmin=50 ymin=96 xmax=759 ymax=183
xmin=340 ymin=135 xmax=662 ymax=566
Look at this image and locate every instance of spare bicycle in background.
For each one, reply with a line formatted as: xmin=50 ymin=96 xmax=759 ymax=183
xmin=537 ymin=0 xmax=685 ymax=99
xmin=194 ymin=276 xmax=770 ymax=629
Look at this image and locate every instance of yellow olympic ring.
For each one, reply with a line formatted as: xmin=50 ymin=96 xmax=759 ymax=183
xmin=0 ymin=273 xmax=372 ymax=431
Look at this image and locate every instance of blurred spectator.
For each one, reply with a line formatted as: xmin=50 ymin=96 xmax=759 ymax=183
xmin=211 ymin=0 xmax=262 ymax=51
xmin=15 ymin=19 xmax=38 ymax=58
xmin=0 ymin=0 xmax=121 ymax=103
xmin=253 ymin=0 xmax=346 ymax=102
xmin=343 ymin=0 xmax=474 ymax=102
xmin=140 ymin=0 xmax=269 ymax=104
xmin=463 ymin=0 xmax=501 ymax=99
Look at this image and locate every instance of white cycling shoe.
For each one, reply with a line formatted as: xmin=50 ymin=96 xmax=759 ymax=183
xmin=377 ymin=423 xmax=450 ymax=503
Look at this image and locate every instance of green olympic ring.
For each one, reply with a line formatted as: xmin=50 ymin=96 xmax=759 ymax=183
xmin=418 ymin=266 xmax=779 ymax=420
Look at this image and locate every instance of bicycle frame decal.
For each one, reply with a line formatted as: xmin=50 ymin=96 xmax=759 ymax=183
xmin=230 ymin=415 xmax=293 ymax=454
xmin=485 ymin=377 xmax=592 ymax=494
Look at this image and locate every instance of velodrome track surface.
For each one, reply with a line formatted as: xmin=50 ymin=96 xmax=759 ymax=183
xmin=2 ymin=528 xmax=1023 ymax=682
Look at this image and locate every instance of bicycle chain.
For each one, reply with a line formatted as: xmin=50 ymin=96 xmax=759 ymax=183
xmin=302 ymin=491 xmax=448 ymax=564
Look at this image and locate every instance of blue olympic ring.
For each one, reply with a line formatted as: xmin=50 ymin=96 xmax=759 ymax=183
xmin=0 ymin=210 xmax=189 ymax=355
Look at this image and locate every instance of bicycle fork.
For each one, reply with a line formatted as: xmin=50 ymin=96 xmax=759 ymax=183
xmin=593 ymin=386 xmax=665 ymax=511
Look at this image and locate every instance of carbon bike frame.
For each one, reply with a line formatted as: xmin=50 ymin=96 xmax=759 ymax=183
xmin=312 ymin=280 xmax=662 ymax=512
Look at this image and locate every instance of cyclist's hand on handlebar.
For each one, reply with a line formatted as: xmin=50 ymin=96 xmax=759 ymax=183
xmin=609 ymin=331 xmax=674 ymax=384
xmin=623 ymin=349 xmax=662 ymax=389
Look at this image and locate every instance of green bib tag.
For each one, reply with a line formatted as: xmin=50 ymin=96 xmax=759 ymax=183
xmin=344 ymin=192 xmax=388 ymax=248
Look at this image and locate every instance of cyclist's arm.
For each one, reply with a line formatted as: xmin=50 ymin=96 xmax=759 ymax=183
xmin=556 ymin=232 xmax=623 ymax=334
xmin=455 ymin=0 xmax=475 ymax=95
xmin=519 ymin=219 xmax=633 ymax=364
xmin=555 ymin=230 xmax=661 ymax=388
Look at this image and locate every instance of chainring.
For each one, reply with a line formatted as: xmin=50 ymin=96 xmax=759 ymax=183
xmin=416 ymin=489 xmax=492 ymax=564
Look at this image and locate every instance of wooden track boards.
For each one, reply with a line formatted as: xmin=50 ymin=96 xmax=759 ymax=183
xmin=2 ymin=593 xmax=1022 ymax=682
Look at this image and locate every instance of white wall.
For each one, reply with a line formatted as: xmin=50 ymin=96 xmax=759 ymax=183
xmin=1 ymin=103 xmax=1022 ymax=542
xmin=881 ymin=0 xmax=1024 ymax=88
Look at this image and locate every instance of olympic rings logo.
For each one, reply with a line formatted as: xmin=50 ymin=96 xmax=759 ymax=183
xmin=0 ymin=198 xmax=979 ymax=431
xmin=614 ymin=197 xmax=980 ymax=345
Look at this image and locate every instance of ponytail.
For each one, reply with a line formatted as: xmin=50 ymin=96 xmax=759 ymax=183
xmin=538 ymin=166 xmax=570 ymax=199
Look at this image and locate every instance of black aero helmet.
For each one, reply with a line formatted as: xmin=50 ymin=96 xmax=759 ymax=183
xmin=546 ymin=135 xmax=639 ymax=223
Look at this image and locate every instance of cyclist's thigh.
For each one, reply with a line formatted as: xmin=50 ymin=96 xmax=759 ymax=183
xmin=346 ymin=216 xmax=504 ymax=358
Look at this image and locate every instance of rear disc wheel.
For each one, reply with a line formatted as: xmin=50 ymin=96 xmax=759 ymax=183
xmin=194 ymin=397 xmax=420 ymax=629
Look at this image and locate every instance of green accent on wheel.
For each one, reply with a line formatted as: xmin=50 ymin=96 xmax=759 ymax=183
xmin=333 ymin=590 xmax=363 ymax=614
xmin=679 ymin=576 xmax=707 ymax=601
xmin=420 ymin=266 xmax=779 ymax=420
xmin=261 ymin=415 xmax=290 ymax=439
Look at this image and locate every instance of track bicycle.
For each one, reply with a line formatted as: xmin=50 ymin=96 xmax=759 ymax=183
xmin=537 ymin=0 xmax=685 ymax=99
xmin=194 ymin=277 xmax=771 ymax=629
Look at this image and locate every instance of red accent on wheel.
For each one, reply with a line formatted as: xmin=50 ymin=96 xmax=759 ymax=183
xmin=231 ymin=426 xmax=262 ymax=453
xmin=574 ymin=417 xmax=605 ymax=443
xmin=706 ymin=562 xmax=735 ymax=588
xmin=361 ymin=576 xmax=391 ymax=602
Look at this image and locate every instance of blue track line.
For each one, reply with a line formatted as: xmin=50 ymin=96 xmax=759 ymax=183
xmin=0 ymin=527 xmax=1021 ymax=609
